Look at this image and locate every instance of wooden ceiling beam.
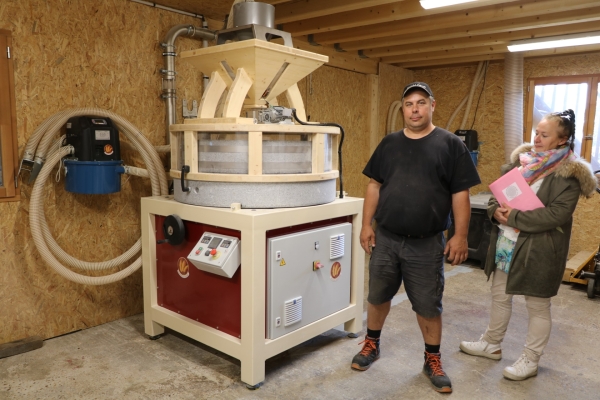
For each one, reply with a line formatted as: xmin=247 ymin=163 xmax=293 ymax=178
xmin=339 ymin=6 xmax=600 ymax=51
xmin=279 ymin=0 xmax=522 ymax=37
xmin=382 ymin=44 xmax=509 ymax=64
xmin=291 ymin=39 xmax=379 ymax=75
xmin=395 ymin=44 xmax=600 ymax=69
xmin=396 ymin=54 xmax=506 ymax=69
xmin=366 ymin=20 xmax=600 ymax=58
xmin=274 ymin=0 xmax=406 ymax=24
xmin=310 ymin=0 xmax=600 ymax=44
xmin=523 ymin=43 xmax=600 ymax=58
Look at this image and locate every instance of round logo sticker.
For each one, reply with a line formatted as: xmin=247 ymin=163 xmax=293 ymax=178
xmin=331 ymin=262 xmax=342 ymax=280
xmin=177 ymin=257 xmax=190 ymax=278
xmin=104 ymin=144 xmax=114 ymax=155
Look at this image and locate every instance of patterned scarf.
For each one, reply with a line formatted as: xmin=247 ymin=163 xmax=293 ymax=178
xmin=519 ymin=145 xmax=575 ymax=185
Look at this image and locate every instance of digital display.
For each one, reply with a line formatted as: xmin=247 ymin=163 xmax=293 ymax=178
xmin=95 ymin=130 xmax=111 ymax=140
xmin=201 ymin=236 xmax=212 ymax=244
xmin=208 ymin=237 xmax=222 ymax=249
xmin=221 ymin=240 xmax=232 ymax=248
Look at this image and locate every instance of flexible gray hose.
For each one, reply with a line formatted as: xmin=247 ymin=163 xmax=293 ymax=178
xmin=387 ymin=100 xmax=401 ymax=134
xmin=389 ymin=101 xmax=403 ymax=134
xmin=124 ymin=165 xmax=150 ymax=178
xmin=154 ymin=145 xmax=171 ymax=153
xmin=25 ymin=108 xmax=168 ymax=284
xmin=446 ymin=62 xmax=486 ymax=131
xmin=460 ymin=61 xmax=484 ymax=129
xmin=31 ymin=108 xmax=168 ymax=195
xmin=23 ymin=112 xmax=67 ymax=161
xmin=29 ymin=147 xmax=143 ymax=284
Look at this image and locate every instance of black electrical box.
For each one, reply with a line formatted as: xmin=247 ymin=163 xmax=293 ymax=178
xmin=65 ymin=116 xmax=121 ymax=161
xmin=455 ymin=129 xmax=478 ymax=151
xmin=446 ymin=194 xmax=492 ymax=267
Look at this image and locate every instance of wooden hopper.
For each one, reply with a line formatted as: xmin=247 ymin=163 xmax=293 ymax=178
xmin=181 ymin=39 xmax=327 ymax=108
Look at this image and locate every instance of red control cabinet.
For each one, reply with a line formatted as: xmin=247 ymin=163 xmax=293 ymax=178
xmin=155 ymin=216 xmax=242 ymax=338
xmin=154 ymin=215 xmax=352 ymax=340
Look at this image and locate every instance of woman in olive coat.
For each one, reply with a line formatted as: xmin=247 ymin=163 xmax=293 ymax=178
xmin=459 ymin=110 xmax=597 ymax=381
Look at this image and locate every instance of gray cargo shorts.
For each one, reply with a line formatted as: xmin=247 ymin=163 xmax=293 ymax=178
xmin=367 ymin=226 xmax=445 ymax=318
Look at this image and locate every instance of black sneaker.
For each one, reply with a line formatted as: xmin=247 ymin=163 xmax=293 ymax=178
xmin=351 ymin=336 xmax=380 ymax=371
xmin=422 ymin=351 xmax=452 ymax=393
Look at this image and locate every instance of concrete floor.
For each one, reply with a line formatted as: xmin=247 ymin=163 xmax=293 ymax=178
xmin=2 ymin=262 xmax=600 ymax=400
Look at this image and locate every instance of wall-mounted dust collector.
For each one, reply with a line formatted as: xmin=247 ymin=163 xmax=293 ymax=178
xmin=142 ymin=1 xmax=365 ymax=390
xmin=63 ymin=116 xmax=124 ymax=194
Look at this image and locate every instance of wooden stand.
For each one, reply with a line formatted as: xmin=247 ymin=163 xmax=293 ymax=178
xmin=141 ymin=196 xmax=365 ymax=387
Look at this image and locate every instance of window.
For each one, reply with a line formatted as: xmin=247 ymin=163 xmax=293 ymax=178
xmin=525 ymin=75 xmax=600 ymax=172
xmin=0 ymin=29 xmax=19 ymax=201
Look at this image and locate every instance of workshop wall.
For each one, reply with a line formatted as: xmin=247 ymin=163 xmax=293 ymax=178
xmin=377 ymin=63 xmax=415 ymax=144
xmin=0 ymin=0 xmax=380 ymax=344
xmin=414 ymin=53 xmax=600 ymax=256
xmin=0 ymin=0 xmax=207 ymax=345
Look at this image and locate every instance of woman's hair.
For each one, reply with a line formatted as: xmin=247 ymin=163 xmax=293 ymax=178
xmin=544 ymin=109 xmax=576 ymax=150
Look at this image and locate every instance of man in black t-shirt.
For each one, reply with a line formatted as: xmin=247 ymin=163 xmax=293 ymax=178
xmin=350 ymin=82 xmax=481 ymax=394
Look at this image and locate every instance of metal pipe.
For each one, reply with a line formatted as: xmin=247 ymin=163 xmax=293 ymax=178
xmin=202 ymin=19 xmax=210 ymax=94
xmin=504 ymin=52 xmax=524 ymax=163
xmin=161 ymin=25 xmax=216 ymax=143
xmin=130 ymin=0 xmax=204 ymax=19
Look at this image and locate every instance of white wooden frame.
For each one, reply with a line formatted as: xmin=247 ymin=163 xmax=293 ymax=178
xmin=141 ymin=196 xmax=365 ymax=387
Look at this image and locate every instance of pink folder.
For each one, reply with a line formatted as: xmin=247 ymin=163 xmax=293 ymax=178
xmin=488 ymin=167 xmax=545 ymax=211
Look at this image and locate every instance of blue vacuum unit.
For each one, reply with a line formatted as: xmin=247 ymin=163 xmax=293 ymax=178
xmin=63 ymin=116 xmax=124 ymax=194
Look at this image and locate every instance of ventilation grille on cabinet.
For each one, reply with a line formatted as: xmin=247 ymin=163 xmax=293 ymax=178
xmin=284 ymin=296 xmax=302 ymax=327
xmin=330 ymin=234 xmax=345 ymax=259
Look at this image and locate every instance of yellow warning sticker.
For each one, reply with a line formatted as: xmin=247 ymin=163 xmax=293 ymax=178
xmin=280 ymin=259 xmax=286 ymax=266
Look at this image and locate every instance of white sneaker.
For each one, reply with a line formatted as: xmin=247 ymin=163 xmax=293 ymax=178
xmin=503 ymin=354 xmax=538 ymax=381
xmin=459 ymin=335 xmax=502 ymax=360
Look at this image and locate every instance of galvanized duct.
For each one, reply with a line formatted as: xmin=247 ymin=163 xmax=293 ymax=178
xmin=162 ymin=25 xmax=216 ymax=143
xmin=504 ymin=52 xmax=524 ymax=163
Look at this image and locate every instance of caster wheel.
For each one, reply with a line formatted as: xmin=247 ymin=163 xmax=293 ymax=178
xmin=587 ymin=278 xmax=596 ymax=299
xmin=148 ymin=334 xmax=163 ymax=340
xmin=245 ymin=382 xmax=263 ymax=390
xmin=347 ymin=333 xmax=359 ymax=338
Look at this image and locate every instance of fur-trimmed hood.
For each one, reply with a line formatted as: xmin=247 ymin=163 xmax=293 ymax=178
xmin=508 ymin=143 xmax=598 ymax=198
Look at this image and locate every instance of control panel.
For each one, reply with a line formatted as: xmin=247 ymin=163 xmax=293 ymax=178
xmin=187 ymin=232 xmax=241 ymax=278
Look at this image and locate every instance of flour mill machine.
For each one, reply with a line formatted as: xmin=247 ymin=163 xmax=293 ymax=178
xmin=141 ymin=2 xmax=364 ymax=389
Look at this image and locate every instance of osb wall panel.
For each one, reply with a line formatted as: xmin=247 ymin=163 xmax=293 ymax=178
xmin=415 ymin=52 xmax=600 ymax=257
xmin=277 ymin=66 xmax=370 ymax=198
xmin=0 ymin=0 xmax=207 ymax=344
xmin=415 ymin=62 xmax=505 ymax=195
xmin=377 ymin=63 xmax=414 ymax=144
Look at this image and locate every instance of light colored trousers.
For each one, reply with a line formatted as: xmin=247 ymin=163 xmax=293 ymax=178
xmin=482 ymin=270 xmax=552 ymax=362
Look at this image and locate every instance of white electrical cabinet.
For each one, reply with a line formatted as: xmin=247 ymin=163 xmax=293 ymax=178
xmin=267 ymin=223 xmax=352 ymax=339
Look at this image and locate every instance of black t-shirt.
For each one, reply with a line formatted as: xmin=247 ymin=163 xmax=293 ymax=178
xmin=363 ymin=127 xmax=481 ymax=236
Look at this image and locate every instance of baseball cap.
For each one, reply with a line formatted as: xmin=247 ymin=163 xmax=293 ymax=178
xmin=402 ymin=82 xmax=434 ymax=98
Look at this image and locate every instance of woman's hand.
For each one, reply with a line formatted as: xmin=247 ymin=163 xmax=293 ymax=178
xmin=493 ymin=202 xmax=514 ymax=225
